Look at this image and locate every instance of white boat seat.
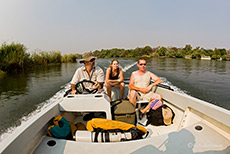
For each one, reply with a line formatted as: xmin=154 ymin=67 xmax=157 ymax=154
xmin=59 ymin=94 xmax=112 ymax=120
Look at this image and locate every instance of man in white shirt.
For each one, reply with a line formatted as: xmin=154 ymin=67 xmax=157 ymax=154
xmin=70 ymin=52 xmax=104 ymax=94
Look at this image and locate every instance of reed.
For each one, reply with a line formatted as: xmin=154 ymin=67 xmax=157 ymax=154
xmin=0 ymin=42 xmax=30 ymax=72
xmin=61 ymin=54 xmax=80 ymax=63
xmin=0 ymin=43 xmax=64 ymax=72
xmin=31 ymin=50 xmax=62 ymax=65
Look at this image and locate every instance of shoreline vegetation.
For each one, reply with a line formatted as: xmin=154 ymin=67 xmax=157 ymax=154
xmin=1 ymin=42 xmax=229 ymax=74
xmin=0 ymin=42 xmax=81 ymax=74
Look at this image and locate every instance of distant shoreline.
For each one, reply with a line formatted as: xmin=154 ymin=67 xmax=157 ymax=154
xmin=1 ymin=42 xmax=229 ymax=74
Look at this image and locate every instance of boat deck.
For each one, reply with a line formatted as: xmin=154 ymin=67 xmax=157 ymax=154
xmin=33 ymin=100 xmax=230 ymax=154
xmin=34 ymin=121 xmax=230 ymax=154
xmin=1 ymin=86 xmax=229 ymax=154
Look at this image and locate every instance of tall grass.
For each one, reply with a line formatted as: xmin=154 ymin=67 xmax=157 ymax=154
xmin=31 ymin=50 xmax=62 ymax=65
xmin=61 ymin=53 xmax=81 ymax=63
xmin=0 ymin=42 xmax=30 ymax=72
xmin=0 ymin=42 xmax=80 ymax=73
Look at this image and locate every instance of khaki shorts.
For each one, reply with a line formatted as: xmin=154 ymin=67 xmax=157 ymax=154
xmin=137 ymin=91 xmax=160 ymax=102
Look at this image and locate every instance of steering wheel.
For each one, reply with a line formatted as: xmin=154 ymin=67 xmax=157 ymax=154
xmin=75 ymin=79 xmax=98 ymax=94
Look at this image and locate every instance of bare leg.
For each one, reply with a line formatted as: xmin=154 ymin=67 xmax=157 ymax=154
xmin=120 ymin=82 xmax=125 ymax=99
xmin=105 ymin=82 xmax=112 ymax=101
xmin=140 ymin=93 xmax=162 ymax=113
xmin=129 ymin=90 xmax=137 ymax=108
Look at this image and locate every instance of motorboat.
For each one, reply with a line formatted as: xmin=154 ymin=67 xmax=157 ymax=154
xmin=0 ymin=80 xmax=229 ymax=154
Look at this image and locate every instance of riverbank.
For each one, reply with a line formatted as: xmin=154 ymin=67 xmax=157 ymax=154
xmin=0 ymin=42 xmax=81 ymax=73
xmin=92 ymin=45 xmax=230 ymax=61
xmin=1 ymin=42 xmax=230 ymax=73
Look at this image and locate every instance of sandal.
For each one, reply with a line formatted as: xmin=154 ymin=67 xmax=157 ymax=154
xmin=138 ymin=109 xmax=144 ymax=120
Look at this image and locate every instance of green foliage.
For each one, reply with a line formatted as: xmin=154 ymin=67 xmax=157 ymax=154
xmin=151 ymin=52 xmax=160 ymax=57
xmin=176 ymin=50 xmax=185 ymax=58
xmin=183 ymin=44 xmax=192 ymax=55
xmin=91 ymin=44 xmax=229 ymax=61
xmin=156 ymin=47 xmax=167 ymax=56
xmin=1 ymin=42 xmax=230 ymax=73
xmin=0 ymin=42 xmax=30 ymax=72
xmin=62 ymin=53 xmax=81 ymax=63
xmin=31 ymin=51 xmax=62 ymax=65
xmin=0 ymin=70 xmax=6 ymax=77
xmin=0 ymin=42 xmax=82 ymax=72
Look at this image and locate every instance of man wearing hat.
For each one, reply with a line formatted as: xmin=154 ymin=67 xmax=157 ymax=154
xmin=70 ymin=52 xmax=105 ymax=94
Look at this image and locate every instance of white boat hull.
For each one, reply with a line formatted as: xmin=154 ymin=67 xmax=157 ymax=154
xmin=0 ymin=85 xmax=229 ymax=154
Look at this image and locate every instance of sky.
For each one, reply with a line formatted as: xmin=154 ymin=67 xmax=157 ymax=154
xmin=0 ymin=0 xmax=229 ymax=55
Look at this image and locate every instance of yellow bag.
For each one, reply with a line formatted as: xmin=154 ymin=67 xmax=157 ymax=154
xmin=87 ymin=118 xmax=147 ymax=138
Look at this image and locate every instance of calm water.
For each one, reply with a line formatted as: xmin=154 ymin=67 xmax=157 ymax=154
xmin=0 ymin=58 xmax=229 ymax=138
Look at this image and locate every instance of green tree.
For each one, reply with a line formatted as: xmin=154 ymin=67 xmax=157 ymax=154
xmin=142 ymin=46 xmax=153 ymax=55
xmin=156 ymin=47 xmax=167 ymax=56
xmin=183 ymin=44 xmax=192 ymax=55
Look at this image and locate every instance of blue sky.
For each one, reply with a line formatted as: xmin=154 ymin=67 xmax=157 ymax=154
xmin=0 ymin=0 xmax=229 ymax=54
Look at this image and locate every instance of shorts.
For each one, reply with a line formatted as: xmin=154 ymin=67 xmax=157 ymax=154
xmin=137 ymin=91 xmax=160 ymax=102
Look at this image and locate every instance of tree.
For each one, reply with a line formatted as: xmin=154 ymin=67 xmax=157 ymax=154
xmin=156 ymin=47 xmax=167 ymax=56
xmin=183 ymin=44 xmax=192 ymax=55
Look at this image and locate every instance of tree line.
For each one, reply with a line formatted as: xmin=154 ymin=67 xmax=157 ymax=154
xmin=92 ymin=45 xmax=230 ymax=60
xmin=1 ymin=42 xmax=229 ymax=74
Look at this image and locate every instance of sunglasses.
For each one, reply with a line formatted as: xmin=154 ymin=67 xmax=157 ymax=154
xmin=139 ymin=63 xmax=146 ymax=66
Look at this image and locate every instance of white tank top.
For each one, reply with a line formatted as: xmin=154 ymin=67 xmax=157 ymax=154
xmin=133 ymin=71 xmax=151 ymax=88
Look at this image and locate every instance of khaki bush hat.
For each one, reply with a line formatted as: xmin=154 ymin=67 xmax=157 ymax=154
xmin=162 ymin=107 xmax=173 ymax=126
xmin=79 ymin=52 xmax=97 ymax=63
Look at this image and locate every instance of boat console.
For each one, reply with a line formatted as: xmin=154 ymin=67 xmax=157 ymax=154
xmin=59 ymin=93 xmax=112 ymax=120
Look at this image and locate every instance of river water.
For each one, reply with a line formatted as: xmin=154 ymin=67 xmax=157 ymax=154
xmin=0 ymin=58 xmax=229 ymax=140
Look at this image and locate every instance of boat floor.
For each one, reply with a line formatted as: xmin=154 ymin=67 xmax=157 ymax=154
xmin=33 ymin=102 xmax=230 ymax=154
xmin=34 ymin=122 xmax=230 ymax=154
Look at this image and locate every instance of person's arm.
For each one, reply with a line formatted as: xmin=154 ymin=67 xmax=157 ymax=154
xmin=105 ymin=68 xmax=111 ymax=84
xmin=71 ymin=84 xmax=77 ymax=94
xmin=118 ymin=68 xmax=124 ymax=82
xmin=94 ymin=67 xmax=105 ymax=89
xmin=146 ymin=72 xmax=162 ymax=92
xmin=70 ymin=69 xmax=80 ymax=94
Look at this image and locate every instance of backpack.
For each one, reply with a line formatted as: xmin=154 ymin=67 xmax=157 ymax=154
xmin=146 ymin=104 xmax=175 ymax=126
xmin=47 ymin=115 xmax=77 ymax=139
xmin=110 ymin=99 xmax=136 ymax=125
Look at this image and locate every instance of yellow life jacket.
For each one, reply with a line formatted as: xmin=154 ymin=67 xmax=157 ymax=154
xmin=87 ymin=118 xmax=147 ymax=140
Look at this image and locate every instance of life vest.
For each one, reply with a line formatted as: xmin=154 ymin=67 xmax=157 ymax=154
xmin=86 ymin=118 xmax=148 ymax=142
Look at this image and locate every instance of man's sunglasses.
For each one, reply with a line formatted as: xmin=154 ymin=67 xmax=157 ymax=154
xmin=139 ymin=63 xmax=146 ymax=66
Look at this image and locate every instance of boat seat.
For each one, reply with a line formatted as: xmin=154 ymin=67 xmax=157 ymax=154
xmin=111 ymin=86 xmax=149 ymax=105
xmin=136 ymin=100 xmax=149 ymax=108
xmin=59 ymin=94 xmax=112 ymax=120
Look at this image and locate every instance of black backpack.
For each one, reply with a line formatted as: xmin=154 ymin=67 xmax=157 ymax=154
xmin=146 ymin=104 xmax=175 ymax=126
